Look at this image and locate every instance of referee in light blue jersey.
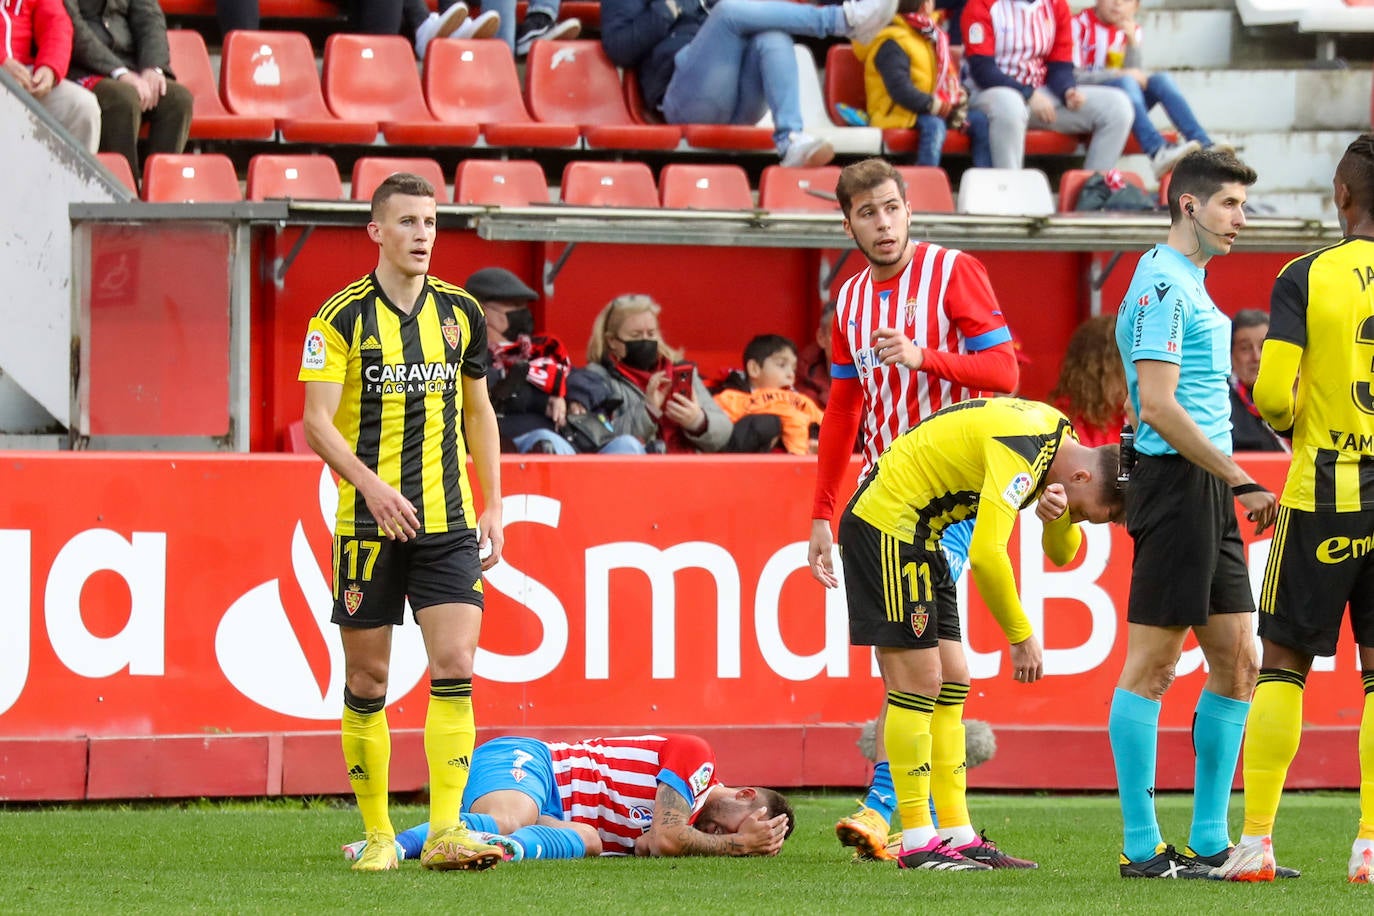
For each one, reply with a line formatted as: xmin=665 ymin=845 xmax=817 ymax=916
xmin=1108 ymin=149 xmax=1281 ymax=880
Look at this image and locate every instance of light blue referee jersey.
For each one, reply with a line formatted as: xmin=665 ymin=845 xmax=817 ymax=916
xmin=1115 ymin=244 xmax=1234 ymax=457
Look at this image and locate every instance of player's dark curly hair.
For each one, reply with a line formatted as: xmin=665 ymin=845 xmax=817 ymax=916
xmin=370 ymin=172 xmax=436 ymax=221
xmin=1167 ymin=148 xmax=1256 ymax=223
xmin=1049 ymin=315 xmax=1127 ymax=432
xmin=1338 ymin=133 xmax=1374 ymax=214
xmin=756 ymin=787 xmax=796 ymax=840
xmin=837 ymin=158 xmax=908 ymax=218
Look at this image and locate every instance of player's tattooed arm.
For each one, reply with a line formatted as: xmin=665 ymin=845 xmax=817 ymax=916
xmin=636 ymin=784 xmax=785 ymax=857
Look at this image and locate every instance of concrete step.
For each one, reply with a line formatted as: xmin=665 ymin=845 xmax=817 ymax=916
xmin=1143 ymin=69 xmax=1369 ymax=132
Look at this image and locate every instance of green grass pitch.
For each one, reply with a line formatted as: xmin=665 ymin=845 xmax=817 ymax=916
xmin=4 ymin=792 xmax=1369 ymax=913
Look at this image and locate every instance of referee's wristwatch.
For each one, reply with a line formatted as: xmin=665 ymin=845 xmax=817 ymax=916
xmin=111 ymin=66 xmax=129 ymax=79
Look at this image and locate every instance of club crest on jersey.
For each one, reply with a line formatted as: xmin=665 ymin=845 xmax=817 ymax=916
xmin=688 ymin=763 xmax=714 ymax=796
xmin=904 ymin=297 xmax=919 ymax=324
xmin=628 ymin=805 xmax=654 ymax=830
xmin=441 ymin=317 xmax=462 ymax=349
xmin=1002 ymin=472 xmax=1034 ymax=508
xmin=344 ymin=582 xmax=363 ymax=615
xmin=510 ymin=768 xmax=526 ymax=783
xmin=911 ymin=604 xmax=929 ymax=637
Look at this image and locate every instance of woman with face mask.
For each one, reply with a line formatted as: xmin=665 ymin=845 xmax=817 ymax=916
xmin=578 ymin=294 xmax=734 ymax=453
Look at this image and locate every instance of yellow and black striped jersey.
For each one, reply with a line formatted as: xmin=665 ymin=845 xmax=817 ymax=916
xmin=852 ymin=397 xmax=1074 ymax=549
xmin=1259 ymin=237 xmax=1374 ymax=512
xmin=298 ymin=273 xmax=489 ymax=535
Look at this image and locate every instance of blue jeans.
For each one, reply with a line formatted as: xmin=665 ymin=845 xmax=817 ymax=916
xmin=1104 ymin=73 xmax=1211 ymax=156
xmin=476 ymin=0 xmax=560 ymax=50
xmin=662 ymin=0 xmax=845 ymax=149
xmin=512 ymin=427 xmax=646 ymax=455
xmin=915 ymin=113 xmax=945 ymax=167
xmin=964 ymin=108 xmax=992 ymax=168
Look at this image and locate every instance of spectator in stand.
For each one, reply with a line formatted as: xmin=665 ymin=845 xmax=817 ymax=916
xmin=713 ymin=334 xmax=825 ymax=455
xmin=581 ymin=294 xmax=733 ymax=453
xmin=2 ymin=0 xmax=100 ymax=152
xmin=1072 ymin=0 xmax=1219 ymax=179
xmin=1048 ymin=314 xmax=1128 ymax=447
xmin=795 ymin=302 xmax=835 ymax=410
xmin=1227 ymin=308 xmax=1287 ymax=453
xmin=851 ymin=0 xmax=991 ymax=168
xmin=961 ymin=0 xmax=1133 ymax=172
xmin=215 ymin=0 xmax=257 ymax=34
xmin=602 ymin=0 xmax=900 ymax=169
xmin=64 ymin=0 xmax=191 ymax=178
xmin=467 ymin=267 xmax=643 ymax=456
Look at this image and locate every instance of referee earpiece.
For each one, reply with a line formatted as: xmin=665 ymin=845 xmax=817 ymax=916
xmin=1186 ymin=203 xmax=1194 ymax=215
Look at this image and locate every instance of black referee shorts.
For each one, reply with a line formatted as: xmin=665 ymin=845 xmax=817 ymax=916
xmin=1259 ymin=505 xmax=1374 ymax=657
xmin=839 ymin=508 xmax=960 ymax=649
xmin=1125 ymin=454 xmax=1255 ymax=628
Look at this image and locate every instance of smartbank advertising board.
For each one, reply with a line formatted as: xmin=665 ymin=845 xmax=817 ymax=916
xmin=0 ymin=451 xmax=1360 ymax=741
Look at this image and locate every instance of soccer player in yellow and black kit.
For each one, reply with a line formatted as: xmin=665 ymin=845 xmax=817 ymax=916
xmin=1213 ymin=134 xmax=1374 ymax=884
xmin=838 ymin=396 xmax=1123 ymax=869
xmin=299 ymin=173 xmax=506 ymax=873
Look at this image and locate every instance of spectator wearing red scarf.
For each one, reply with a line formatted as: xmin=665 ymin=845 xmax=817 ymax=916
xmin=581 ymin=294 xmax=733 ymax=454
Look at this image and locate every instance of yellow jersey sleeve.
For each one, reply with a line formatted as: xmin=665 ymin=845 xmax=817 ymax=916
xmin=967 ymin=500 xmax=1034 ymax=644
xmin=1040 ymin=509 xmax=1083 ymax=568
xmin=1252 ymin=338 xmax=1301 ymax=435
xmin=298 ymin=315 xmax=351 ymax=385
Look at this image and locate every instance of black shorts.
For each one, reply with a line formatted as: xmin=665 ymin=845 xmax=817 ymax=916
xmin=1125 ymin=454 xmax=1254 ymax=627
xmin=839 ymin=508 xmax=960 ymax=649
xmin=331 ymin=528 xmax=485 ymax=627
xmin=1258 ymin=506 xmax=1374 ymax=657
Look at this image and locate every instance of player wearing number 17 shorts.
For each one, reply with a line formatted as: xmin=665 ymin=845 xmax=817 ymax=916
xmin=299 ymin=172 xmax=506 ymax=873
xmin=837 ymin=397 xmax=1123 ymax=870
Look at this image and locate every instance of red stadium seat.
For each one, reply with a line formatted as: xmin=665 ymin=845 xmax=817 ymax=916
xmin=96 ymin=151 xmax=138 ymax=192
xmin=424 ymin=39 xmax=579 ymax=148
xmin=659 ymin=164 xmax=754 ymax=210
xmin=526 ymin=41 xmax=681 ymax=150
xmin=247 ymin=154 xmax=344 ymax=201
xmin=453 ymin=159 xmax=549 ymax=206
xmin=142 ymin=153 xmax=242 ymax=202
xmin=351 ymin=157 xmax=452 ymax=203
xmin=166 ymin=30 xmax=275 ymax=140
xmin=323 ymin=34 xmax=479 ymax=147
xmin=759 ymin=165 xmax=842 ymax=212
xmin=894 ymin=166 xmax=955 ymax=213
xmin=221 ymin=30 xmax=379 ymax=144
xmin=1057 ymin=168 xmax=1147 ymax=212
xmin=560 ymin=161 xmax=659 ymax=208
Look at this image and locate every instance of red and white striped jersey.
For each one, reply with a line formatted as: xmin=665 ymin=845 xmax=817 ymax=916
xmin=548 ymin=734 xmax=719 ymax=855
xmin=830 ymin=242 xmax=1013 ymax=476
xmin=1071 ymin=7 xmax=1139 ymax=71
xmin=963 ymin=0 xmax=1074 ymax=88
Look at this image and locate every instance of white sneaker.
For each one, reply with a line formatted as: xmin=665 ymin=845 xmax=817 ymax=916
xmin=780 ymin=132 xmax=834 ymax=168
xmin=841 ymin=0 xmax=898 ymax=45
xmin=1351 ymin=846 xmax=1374 ymax=883
xmin=1150 ymin=139 xmax=1201 ymax=179
xmin=1208 ymin=837 xmax=1275 ymax=882
xmin=453 ymin=8 xmax=501 ymax=40
xmin=515 ymin=12 xmax=582 ymax=56
xmin=414 ymin=2 xmax=468 ymax=59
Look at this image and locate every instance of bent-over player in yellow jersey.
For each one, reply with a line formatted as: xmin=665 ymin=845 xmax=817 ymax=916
xmin=838 ymin=396 xmax=1124 ymax=869
xmin=1213 ymin=133 xmax=1374 ymax=884
xmin=298 ymin=172 xmax=506 ymax=874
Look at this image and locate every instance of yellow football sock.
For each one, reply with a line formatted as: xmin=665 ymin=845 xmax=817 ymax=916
xmin=932 ymin=683 xmax=971 ymax=831
xmin=1241 ymin=669 xmax=1305 ymax=838
xmin=425 ymin=678 xmax=476 ymax=834
xmin=342 ymin=689 xmax=393 ymax=837
xmin=1359 ymin=672 xmax=1374 ymax=840
xmin=886 ymin=690 xmax=936 ymax=832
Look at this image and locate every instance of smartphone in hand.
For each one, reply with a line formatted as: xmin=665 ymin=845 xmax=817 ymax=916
xmin=670 ymin=363 xmax=696 ymax=400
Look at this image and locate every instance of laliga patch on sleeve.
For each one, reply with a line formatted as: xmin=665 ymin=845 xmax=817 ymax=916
xmin=967 ymin=22 xmax=984 ymax=45
xmin=688 ymin=762 xmax=714 ymax=798
xmin=302 ymin=329 xmax=327 ymax=370
xmin=1002 ymin=472 xmax=1034 ymax=508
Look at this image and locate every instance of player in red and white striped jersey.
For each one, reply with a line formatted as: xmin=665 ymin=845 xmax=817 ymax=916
xmin=809 ymin=159 xmax=1037 ymax=871
xmin=961 ymin=0 xmax=1132 ymax=171
xmin=386 ymin=733 xmax=794 ymax=861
